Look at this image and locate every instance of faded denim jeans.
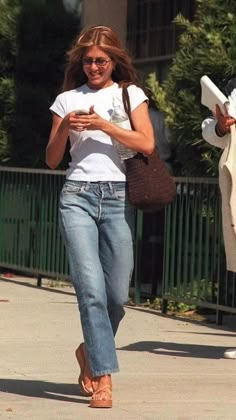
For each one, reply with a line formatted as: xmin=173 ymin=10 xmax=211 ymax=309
xmin=59 ymin=180 xmax=135 ymax=376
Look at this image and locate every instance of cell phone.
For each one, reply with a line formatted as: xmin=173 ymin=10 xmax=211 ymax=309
xmin=75 ymin=109 xmax=90 ymax=115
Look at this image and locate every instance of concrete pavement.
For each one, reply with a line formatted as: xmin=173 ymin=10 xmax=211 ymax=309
xmin=1 ymin=274 xmax=236 ymax=419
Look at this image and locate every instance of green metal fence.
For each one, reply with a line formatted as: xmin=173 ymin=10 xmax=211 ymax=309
xmin=163 ymin=177 xmax=221 ymax=302
xmin=0 ymin=167 xmax=235 ymax=322
xmin=162 ymin=177 xmax=236 ymax=323
xmin=0 ymin=167 xmax=69 ymax=283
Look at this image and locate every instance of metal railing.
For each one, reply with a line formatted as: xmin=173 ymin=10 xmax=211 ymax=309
xmin=0 ymin=167 xmax=69 ymax=284
xmin=0 ymin=167 xmax=235 ymax=323
xmin=162 ymin=177 xmax=236 ymax=323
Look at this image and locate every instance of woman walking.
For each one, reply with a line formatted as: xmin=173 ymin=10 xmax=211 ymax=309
xmin=46 ymin=25 xmax=154 ymax=408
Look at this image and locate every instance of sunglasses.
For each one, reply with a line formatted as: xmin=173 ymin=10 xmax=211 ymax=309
xmin=82 ymin=57 xmax=111 ymax=67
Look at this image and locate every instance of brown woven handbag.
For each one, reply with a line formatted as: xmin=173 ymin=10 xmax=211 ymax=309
xmin=122 ymin=86 xmax=176 ymax=211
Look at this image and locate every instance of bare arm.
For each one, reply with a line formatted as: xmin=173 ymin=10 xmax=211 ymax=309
xmin=78 ymin=102 xmax=155 ymax=155
xmin=109 ymin=101 xmax=155 ymax=155
xmin=46 ymin=111 xmax=86 ymax=169
xmin=46 ymin=101 xmax=155 ymax=169
xmin=46 ymin=114 xmax=68 ymax=169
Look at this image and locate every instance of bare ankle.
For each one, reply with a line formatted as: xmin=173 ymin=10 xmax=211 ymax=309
xmin=96 ymin=374 xmax=112 ymax=387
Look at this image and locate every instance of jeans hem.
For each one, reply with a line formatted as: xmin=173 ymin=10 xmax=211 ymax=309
xmin=92 ymin=367 xmax=120 ymax=376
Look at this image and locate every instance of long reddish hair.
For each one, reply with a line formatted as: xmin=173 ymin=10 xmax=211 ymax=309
xmin=62 ymin=25 xmax=139 ymax=91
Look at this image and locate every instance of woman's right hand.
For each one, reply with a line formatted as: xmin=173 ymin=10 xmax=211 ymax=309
xmin=215 ymin=104 xmax=235 ymax=136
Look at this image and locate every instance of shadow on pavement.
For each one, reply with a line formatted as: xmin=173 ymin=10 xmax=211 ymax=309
xmin=0 ymin=277 xmax=75 ymax=297
xmin=165 ymin=330 xmax=236 ymax=337
xmin=0 ymin=379 xmax=87 ymax=403
xmin=118 ymin=340 xmax=230 ymax=359
xmin=125 ymin=305 xmax=236 ymax=332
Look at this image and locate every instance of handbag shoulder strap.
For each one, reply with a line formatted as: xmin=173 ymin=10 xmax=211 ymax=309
xmin=122 ymin=86 xmax=135 ymax=130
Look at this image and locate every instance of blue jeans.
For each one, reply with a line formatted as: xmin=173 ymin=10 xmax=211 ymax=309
xmin=59 ymin=181 xmax=135 ymax=376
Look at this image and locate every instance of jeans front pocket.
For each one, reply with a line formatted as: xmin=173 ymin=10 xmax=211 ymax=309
xmin=112 ymin=183 xmax=128 ymax=202
xmin=61 ymin=181 xmax=89 ymax=196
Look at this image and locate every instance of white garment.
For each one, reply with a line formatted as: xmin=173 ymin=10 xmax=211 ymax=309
xmin=50 ymin=83 xmax=148 ymax=181
xmin=202 ymin=118 xmax=236 ymax=271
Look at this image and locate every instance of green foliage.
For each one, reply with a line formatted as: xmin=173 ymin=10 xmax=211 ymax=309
xmin=145 ymin=73 xmax=171 ymax=119
xmin=146 ymin=0 xmax=236 ymax=176
xmin=0 ymin=0 xmax=19 ymax=163
xmin=0 ymin=0 xmax=81 ymax=167
xmin=143 ymin=297 xmax=196 ymax=313
xmin=167 ymin=301 xmax=196 ymax=313
xmin=0 ymin=77 xmax=16 ymax=162
xmin=0 ymin=0 xmax=19 ymax=67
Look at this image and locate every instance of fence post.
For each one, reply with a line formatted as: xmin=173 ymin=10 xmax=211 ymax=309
xmin=37 ymin=274 xmax=42 ymax=287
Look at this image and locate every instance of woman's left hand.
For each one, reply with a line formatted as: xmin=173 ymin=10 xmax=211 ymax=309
xmin=75 ymin=106 xmax=108 ymax=131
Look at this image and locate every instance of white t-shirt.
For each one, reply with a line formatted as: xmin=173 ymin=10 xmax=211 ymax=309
xmin=49 ymin=83 xmax=148 ymax=181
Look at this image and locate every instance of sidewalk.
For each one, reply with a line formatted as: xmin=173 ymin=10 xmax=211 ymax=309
xmin=1 ymin=275 xmax=236 ymax=420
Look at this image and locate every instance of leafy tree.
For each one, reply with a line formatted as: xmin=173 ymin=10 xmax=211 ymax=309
xmin=0 ymin=0 xmax=81 ymax=168
xmin=0 ymin=0 xmax=19 ymax=163
xmin=146 ymin=0 xmax=236 ymax=176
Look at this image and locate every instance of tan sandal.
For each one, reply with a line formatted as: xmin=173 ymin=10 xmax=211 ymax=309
xmin=90 ymin=384 xmax=112 ymax=408
xmin=75 ymin=343 xmax=93 ymax=397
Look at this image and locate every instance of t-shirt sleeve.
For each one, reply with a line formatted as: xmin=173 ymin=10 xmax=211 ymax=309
xmin=49 ymin=92 xmax=67 ymax=118
xmin=127 ymin=85 xmax=148 ymax=111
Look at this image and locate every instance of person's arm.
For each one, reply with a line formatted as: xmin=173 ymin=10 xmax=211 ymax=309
xmin=215 ymin=104 xmax=235 ymax=136
xmin=77 ymin=102 xmax=155 ymax=155
xmin=46 ymin=111 xmax=86 ymax=169
xmin=202 ymin=105 xmax=235 ymax=149
xmin=46 ymin=115 xmax=68 ymax=169
xmin=202 ymin=117 xmax=228 ymax=149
